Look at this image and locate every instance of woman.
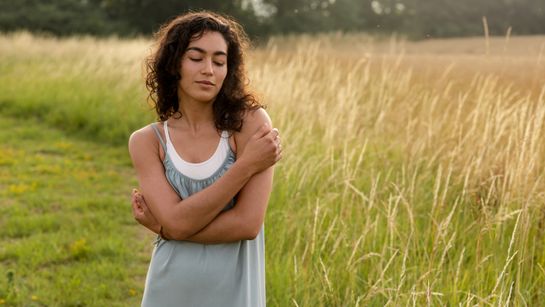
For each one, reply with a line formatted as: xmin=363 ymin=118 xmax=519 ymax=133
xmin=128 ymin=11 xmax=281 ymax=307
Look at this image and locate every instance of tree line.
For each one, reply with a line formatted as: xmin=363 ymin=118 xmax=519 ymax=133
xmin=0 ymin=0 xmax=543 ymax=39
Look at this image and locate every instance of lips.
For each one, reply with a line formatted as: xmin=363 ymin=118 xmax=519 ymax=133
xmin=196 ymin=80 xmax=215 ymax=86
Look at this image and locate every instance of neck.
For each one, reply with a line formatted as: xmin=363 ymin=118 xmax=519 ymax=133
xmin=173 ymin=96 xmax=215 ymax=134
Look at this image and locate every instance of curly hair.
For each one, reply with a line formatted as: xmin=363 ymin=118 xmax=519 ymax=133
xmin=145 ymin=11 xmax=262 ymax=132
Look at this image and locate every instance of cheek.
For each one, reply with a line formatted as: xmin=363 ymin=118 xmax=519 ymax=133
xmin=180 ymin=61 xmax=196 ymax=76
xmin=218 ymin=68 xmax=228 ymax=83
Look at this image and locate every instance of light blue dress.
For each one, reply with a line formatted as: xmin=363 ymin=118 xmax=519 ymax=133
xmin=141 ymin=123 xmax=266 ymax=307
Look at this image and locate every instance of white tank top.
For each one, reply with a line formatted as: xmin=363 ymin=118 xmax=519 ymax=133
xmin=163 ymin=121 xmax=231 ymax=180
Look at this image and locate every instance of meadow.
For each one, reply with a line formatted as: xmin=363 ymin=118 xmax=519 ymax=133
xmin=1 ymin=31 xmax=545 ymax=306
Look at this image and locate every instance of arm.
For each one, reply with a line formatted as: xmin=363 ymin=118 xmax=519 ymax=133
xmin=183 ymin=168 xmax=273 ymax=243
xmin=131 ymin=109 xmax=281 ymax=243
xmin=183 ymin=109 xmax=277 ymax=243
xmin=132 ymin=167 xmax=272 ymax=243
xmin=128 ymin=121 xmax=279 ymax=240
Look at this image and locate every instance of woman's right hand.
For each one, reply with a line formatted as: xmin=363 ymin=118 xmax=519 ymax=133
xmin=131 ymin=188 xmax=161 ymax=234
xmin=239 ymin=124 xmax=282 ymax=174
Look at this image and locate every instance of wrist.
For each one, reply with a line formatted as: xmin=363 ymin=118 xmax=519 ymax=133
xmin=233 ymin=157 xmax=256 ymax=178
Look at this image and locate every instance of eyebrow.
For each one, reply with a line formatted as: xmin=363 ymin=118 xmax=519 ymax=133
xmin=186 ymin=47 xmax=227 ymax=57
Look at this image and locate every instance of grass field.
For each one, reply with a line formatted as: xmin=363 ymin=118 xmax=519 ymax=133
xmin=0 ymin=115 xmax=150 ymax=305
xmin=1 ymin=32 xmax=545 ymax=306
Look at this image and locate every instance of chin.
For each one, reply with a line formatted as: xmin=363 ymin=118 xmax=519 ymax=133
xmin=194 ymin=94 xmax=217 ymax=103
xmin=193 ymin=89 xmax=220 ymax=101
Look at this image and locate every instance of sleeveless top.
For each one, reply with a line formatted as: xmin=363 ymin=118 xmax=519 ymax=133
xmin=141 ymin=122 xmax=266 ymax=307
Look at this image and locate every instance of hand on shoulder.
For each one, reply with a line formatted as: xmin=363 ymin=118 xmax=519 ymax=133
xmin=235 ymin=108 xmax=272 ymax=150
xmin=235 ymin=108 xmax=282 ymax=174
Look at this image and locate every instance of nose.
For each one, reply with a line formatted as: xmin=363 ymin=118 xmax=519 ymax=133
xmin=201 ymin=58 xmax=214 ymax=75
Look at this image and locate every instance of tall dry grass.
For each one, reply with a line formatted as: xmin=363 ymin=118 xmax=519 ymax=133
xmin=1 ymin=32 xmax=545 ymax=305
xmin=252 ymin=34 xmax=545 ymax=305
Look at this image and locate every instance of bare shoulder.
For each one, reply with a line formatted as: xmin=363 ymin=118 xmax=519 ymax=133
xmin=128 ymin=124 xmax=160 ymax=159
xmin=233 ymin=108 xmax=272 ymax=154
xmin=240 ymin=108 xmax=272 ymax=136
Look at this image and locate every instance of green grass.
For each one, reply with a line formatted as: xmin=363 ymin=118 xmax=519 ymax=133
xmin=0 ymin=34 xmax=154 ymax=146
xmin=0 ymin=115 xmax=154 ymax=306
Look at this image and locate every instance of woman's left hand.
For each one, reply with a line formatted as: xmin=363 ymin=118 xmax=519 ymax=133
xmin=131 ymin=189 xmax=160 ymax=234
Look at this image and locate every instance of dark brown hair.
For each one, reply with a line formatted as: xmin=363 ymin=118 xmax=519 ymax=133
xmin=145 ymin=11 xmax=261 ymax=131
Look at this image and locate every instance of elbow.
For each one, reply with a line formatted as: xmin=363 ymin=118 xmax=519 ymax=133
xmin=162 ymin=222 xmax=194 ymax=240
xmin=242 ymin=223 xmax=262 ymax=240
xmin=237 ymin=210 xmax=264 ymax=240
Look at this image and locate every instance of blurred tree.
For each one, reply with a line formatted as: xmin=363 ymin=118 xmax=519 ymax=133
xmin=399 ymin=0 xmax=545 ymax=38
xmin=0 ymin=0 xmax=124 ymax=36
xmin=260 ymin=0 xmax=322 ymax=33
xmin=261 ymin=0 xmax=376 ymax=34
xmin=0 ymin=0 xmax=264 ymax=37
xmin=99 ymin=0 xmax=264 ymax=36
xmin=327 ymin=0 xmax=371 ymax=31
xmin=0 ymin=0 xmax=543 ymax=38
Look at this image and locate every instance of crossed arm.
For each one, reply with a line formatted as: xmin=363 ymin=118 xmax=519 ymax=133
xmin=128 ymin=109 xmax=280 ymax=243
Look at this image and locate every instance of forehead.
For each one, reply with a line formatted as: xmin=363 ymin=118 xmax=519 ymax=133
xmin=187 ymin=31 xmax=228 ymax=54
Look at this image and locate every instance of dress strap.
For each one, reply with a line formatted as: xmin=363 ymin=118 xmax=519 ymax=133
xmin=150 ymin=123 xmax=167 ymax=152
